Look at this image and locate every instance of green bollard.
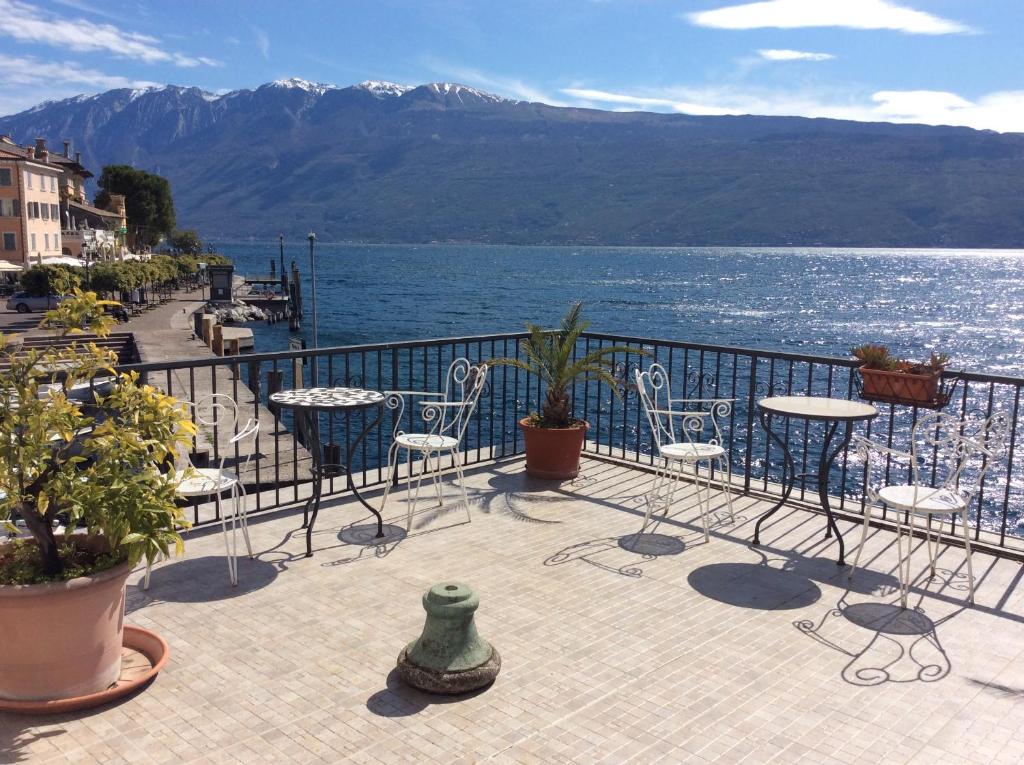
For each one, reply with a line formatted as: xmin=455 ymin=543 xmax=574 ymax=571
xmin=396 ymin=582 xmax=500 ymax=694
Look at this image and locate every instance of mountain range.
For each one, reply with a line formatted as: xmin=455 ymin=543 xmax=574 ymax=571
xmin=2 ymin=78 xmax=1023 ymax=248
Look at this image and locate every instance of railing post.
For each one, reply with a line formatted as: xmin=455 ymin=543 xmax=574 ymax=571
xmin=267 ymin=369 xmax=283 ymax=416
xmin=744 ymin=355 xmax=758 ymax=494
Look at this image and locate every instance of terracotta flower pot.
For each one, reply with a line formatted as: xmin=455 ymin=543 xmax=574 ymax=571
xmin=859 ymin=366 xmax=941 ymax=405
xmin=518 ymin=417 xmax=589 ymax=480
xmin=0 ymin=536 xmax=131 ymax=702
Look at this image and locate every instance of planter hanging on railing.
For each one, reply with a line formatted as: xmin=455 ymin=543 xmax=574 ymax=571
xmin=850 ymin=344 xmax=958 ymax=410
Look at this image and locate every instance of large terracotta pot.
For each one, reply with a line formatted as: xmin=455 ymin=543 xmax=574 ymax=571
xmin=0 ymin=536 xmax=131 ymax=702
xmin=519 ymin=417 xmax=589 ymax=480
xmin=859 ymin=366 xmax=941 ymax=405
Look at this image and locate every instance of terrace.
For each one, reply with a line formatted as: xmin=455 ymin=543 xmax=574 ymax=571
xmin=4 ymin=331 xmax=1024 ymax=763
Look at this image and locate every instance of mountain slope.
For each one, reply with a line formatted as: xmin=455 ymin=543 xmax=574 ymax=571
xmin=3 ymin=80 xmax=1023 ymax=247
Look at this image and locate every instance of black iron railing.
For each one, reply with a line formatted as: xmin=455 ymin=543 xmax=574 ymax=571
xmin=117 ymin=330 xmax=1024 ymax=553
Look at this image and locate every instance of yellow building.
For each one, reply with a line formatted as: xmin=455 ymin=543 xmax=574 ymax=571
xmin=0 ymin=136 xmax=63 ymax=267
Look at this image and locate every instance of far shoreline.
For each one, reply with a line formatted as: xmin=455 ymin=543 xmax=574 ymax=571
xmin=210 ymin=240 xmax=1024 ymax=255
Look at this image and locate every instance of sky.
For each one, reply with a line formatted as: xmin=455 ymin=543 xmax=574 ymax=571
xmin=0 ymin=0 xmax=1022 ymax=132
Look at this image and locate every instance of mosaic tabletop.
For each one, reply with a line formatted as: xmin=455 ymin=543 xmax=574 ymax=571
xmin=269 ymin=387 xmax=385 ymax=411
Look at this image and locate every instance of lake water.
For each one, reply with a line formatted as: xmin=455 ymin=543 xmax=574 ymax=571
xmin=220 ymin=243 xmax=1024 ymax=376
xmin=217 ymin=243 xmax=1024 ymax=534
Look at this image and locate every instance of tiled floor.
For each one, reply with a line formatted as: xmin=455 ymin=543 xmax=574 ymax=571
xmin=4 ymin=456 xmax=1024 ymax=764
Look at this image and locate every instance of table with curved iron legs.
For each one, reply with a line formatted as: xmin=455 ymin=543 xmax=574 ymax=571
xmin=270 ymin=387 xmax=386 ymax=557
xmin=752 ymin=396 xmax=878 ymax=566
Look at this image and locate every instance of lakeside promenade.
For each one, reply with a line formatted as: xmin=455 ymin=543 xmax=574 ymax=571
xmin=51 ymin=286 xmax=315 ymax=496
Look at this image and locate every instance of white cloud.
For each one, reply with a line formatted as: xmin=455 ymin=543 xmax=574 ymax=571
xmin=0 ymin=0 xmax=219 ymax=67
xmin=560 ymin=84 xmax=1024 ymax=133
xmin=0 ymin=54 xmax=159 ymax=90
xmin=687 ymin=0 xmax=972 ymax=35
xmin=758 ymin=49 xmax=835 ymax=61
xmin=252 ymin=27 xmax=270 ymax=60
xmin=0 ymin=53 xmax=160 ymax=116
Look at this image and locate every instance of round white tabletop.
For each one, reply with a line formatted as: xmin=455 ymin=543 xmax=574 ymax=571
xmin=269 ymin=387 xmax=385 ymax=412
xmin=758 ymin=396 xmax=878 ymax=422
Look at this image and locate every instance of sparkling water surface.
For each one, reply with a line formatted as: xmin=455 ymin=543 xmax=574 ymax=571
xmin=220 ymin=243 xmax=1024 ymax=376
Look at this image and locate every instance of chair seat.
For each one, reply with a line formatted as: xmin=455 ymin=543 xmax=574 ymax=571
xmin=660 ymin=442 xmax=725 ymax=461
xmin=877 ymin=484 xmax=967 ymax=514
xmin=175 ymin=468 xmax=239 ymax=497
xmin=396 ymin=433 xmax=459 ymax=451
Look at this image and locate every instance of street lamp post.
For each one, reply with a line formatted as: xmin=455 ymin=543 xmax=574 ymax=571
xmin=308 ymin=231 xmax=318 ymax=385
xmin=279 ymin=234 xmax=285 ymax=280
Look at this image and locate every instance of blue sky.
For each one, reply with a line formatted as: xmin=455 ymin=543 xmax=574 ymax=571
xmin=1 ymin=0 xmax=1022 ymax=131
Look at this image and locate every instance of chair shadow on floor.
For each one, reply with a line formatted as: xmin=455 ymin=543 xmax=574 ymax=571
xmin=365 ymin=668 xmax=494 ymax=718
xmin=545 ymin=529 xmax=691 ymax=579
xmin=128 ymin=554 xmax=279 ymax=609
xmin=795 ymin=589 xmax=962 ymax=686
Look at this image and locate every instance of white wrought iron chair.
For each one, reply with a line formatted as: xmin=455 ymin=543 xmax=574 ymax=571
xmin=379 ymin=358 xmax=488 ymax=531
xmin=634 ymin=363 xmax=736 ymax=542
xmin=144 ymin=393 xmax=260 ymax=588
xmin=849 ymin=411 xmax=1009 ymax=607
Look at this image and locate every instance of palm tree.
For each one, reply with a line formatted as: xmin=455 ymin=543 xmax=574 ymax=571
xmin=496 ymin=302 xmax=645 ymax=428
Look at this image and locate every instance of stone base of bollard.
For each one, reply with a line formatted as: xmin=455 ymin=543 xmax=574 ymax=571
xmin=397 ymin=644 xmax=501 ymax=695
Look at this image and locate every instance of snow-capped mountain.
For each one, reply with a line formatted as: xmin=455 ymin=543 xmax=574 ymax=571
xmin=1 ymin=77 xmax=1021 ymax=247
xmin=355 ymin=80 xmax=413 ymax=98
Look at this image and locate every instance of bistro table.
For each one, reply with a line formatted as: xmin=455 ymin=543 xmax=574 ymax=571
xmin=269 ymin=387 xmax=386 ymax=557
xmin=752 ymin=396 xmax=878 ymax=565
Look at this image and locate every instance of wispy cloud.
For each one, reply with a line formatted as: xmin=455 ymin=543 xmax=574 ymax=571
xmin=758 ymin=49 xmax=835 ymax=62
xmin=560 ymin=84 xmax=1024 ymax=133
xmin=687 ymin=0 xmax=973 ymax=35
xmin=0 ymin=53 xmax=160 ymax=116
xmin=422 ymin=59 xmax=568 ymax=106
xmin=252 ymin=27 xmax=270 ymax=60
xmin=0 ymin=0 xmax=220 ymax=67
xmin=50 ymin=0 xmax=119 ymax=21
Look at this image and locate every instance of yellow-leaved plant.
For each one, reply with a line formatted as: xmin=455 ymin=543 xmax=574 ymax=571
xmin=0 ymin=276 xmax=196 ymax=583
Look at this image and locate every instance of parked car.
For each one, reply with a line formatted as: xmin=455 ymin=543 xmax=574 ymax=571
xmin=5 ymin=293 xmax=67 ymax=313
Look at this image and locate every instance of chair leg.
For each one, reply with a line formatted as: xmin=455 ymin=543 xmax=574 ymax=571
xmin=452 ymin=448 xmax=472 ymax=524
xmin=378 ymin=442 xmax=401 ymax=519
xmin=237 ymin=484 xmax=253 ymax=559
xmin=429 ymin=450 xmax=444 ymax=507
xmin=410 ymin=449 xmax=432 ymax=530
xmin=925 ymin=514 xmax=939 ymax=577
xmin=720 ymin=456 xmax=736 ymax=523
xmin=960 ymin=510 xmax=976 ymax=605
xmin=641 ymin=462 xmax=667 ymax=534
xmin=901 ymin=511 xmax=918 ymax=609
xmin=848 ymin=501 xmax=875 ymax=581
xmin=698 ymin=460 xmax=711 ymax=543
xmin=217 ymin=493 xmax=237 ymax=587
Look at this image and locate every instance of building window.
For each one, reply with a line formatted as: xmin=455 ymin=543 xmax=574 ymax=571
xmin=2 ymin=232 xmax=14 ymax=250
xmin=51 ymin=203 xmax=59 ymax=220
xmin=50 ymin=176 xmax=56 ymax=192
xmin=44 ymin=233 xmax=50 ymax=250
xmin=30 ymin=233 xmax=36 ymax=251
xmin=41 ymin=204 xmax=49 ymax=220
xmin=0 ymin=168 xmax=11 ymax=186
xmin=26 ymin=172 xmax=32 ymax=189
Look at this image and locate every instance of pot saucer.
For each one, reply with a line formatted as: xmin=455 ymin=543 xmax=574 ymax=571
xmin=0 ymin=625 xmax=169 ymax=715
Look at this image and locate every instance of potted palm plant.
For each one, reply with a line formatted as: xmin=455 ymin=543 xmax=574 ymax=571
xmin=496 ymin=302 xmax=644 ymax=480
xmin=851 ymin=344 xmax=950 ymax=406
xmin=0 ymin=283 xmax=194 ymax=703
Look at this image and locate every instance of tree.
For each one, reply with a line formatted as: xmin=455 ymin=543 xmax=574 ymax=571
xmin=95 ymin=165 xmax=176 ymax=248
xmin=169 ymin=229 xmax=203 ymax=254
xmin=20 ymin=265 xmax=80 ymax=297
